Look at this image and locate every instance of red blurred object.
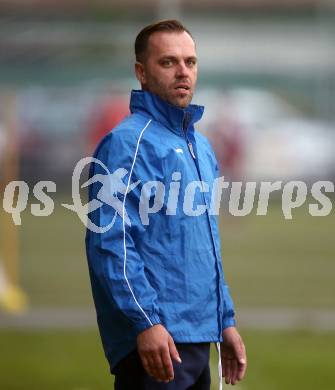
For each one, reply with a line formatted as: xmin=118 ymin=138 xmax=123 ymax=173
xmin=207 ymin=116 xmax=244 ymax=181
xmin=88 ymin=96 xmax=129 ymax=153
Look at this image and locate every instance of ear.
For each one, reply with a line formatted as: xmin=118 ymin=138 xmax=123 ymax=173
xmin=135 ymin=61 xmax=146 ymax=85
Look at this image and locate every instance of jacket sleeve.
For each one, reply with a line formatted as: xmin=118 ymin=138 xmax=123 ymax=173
xmin=222 ymin=284 xmax=236 ymax=329
xmin=86 ymin=131 xmax=161 ymax=335
xmin=211 ymin=157 xmax=237 ymax=330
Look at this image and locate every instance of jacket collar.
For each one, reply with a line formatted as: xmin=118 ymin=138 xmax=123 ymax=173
xmin=129 ymin=89 xmax=204 ymax=136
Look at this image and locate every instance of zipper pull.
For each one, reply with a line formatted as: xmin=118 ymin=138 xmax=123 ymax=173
xmin=188 ymin=142 xmax=196 ymax=159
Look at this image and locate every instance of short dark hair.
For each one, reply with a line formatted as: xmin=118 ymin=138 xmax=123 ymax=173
xmin=135 ymin=19 xmax=193 ymax=63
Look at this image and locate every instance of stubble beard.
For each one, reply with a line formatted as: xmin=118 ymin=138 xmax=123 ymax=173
xmin=170 ymin=91 xmax=193 ymax=108
xmin=146 ymin=78 xmax=194 ymax=108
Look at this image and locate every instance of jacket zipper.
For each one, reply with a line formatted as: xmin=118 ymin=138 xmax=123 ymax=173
xmin=188 ymin=141 xmax=196 ymax=159
xmin=183 ymin=112 xmax=196 ymax=160
xmin=183 ymin=114 xmax=224 ymax=341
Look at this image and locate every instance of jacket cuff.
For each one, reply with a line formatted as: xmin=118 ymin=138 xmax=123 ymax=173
xmin=222 ymin=316 xmax=236 ymax=329
xmin=222 ymin=308 xmax=236 ymax=329
xmin=132 ymin=313 xmax=161 ymax=335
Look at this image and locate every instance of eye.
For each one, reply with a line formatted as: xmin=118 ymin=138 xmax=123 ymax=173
xmin=161 ymin=59 xmax=173 ymax=67
xmin=186 ymin=58 xmax=197 ymax=67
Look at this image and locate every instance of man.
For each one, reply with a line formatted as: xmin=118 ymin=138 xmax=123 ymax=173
xmin=86 ymin=20 xmax=247 ymax=389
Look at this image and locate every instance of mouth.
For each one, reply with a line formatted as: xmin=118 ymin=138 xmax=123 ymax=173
xmin=174 ymin=84 xmax=191 ymax=92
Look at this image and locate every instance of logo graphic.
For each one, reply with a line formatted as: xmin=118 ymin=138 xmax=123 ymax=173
xmin=175 ymin=148 xmax=183 ymax=154
xmin=62 ymin=157 xmax=140 ymax=233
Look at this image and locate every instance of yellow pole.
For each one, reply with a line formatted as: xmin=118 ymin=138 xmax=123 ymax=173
xmin=0 ymin=91 xmax=28 ymax=313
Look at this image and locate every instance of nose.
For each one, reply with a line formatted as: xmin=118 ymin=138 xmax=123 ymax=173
xmin=176 ymin=61 xmax=189 ymax=78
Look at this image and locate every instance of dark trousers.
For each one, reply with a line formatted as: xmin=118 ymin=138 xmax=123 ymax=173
xmin=113 ymin=343 xmax=211 ymax=390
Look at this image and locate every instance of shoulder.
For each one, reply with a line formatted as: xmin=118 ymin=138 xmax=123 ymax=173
xmin=113 ymin=113 xmax=153 ymax=138
xmin=93 ymin=113 xmax=153 ymax=158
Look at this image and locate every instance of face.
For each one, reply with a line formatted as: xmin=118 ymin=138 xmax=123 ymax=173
xmin=135 ymin=31 xmax=197 ymax=108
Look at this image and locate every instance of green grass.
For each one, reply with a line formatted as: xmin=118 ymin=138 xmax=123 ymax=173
xmin=220 ymin=202 xmax=335 ymax=308
xmin=0 ymin=329 xmax=334 ymax=390
xmin=1 ymin=198 xmax=335 ymax=389
xmin=7 ymin=199 xmax=333 ymax=309
xmin=19 ymin=204 xmax=92 ymax=307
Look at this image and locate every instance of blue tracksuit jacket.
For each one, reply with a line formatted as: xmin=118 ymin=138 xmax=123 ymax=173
xmin=85 ymin=89 xmax=236 ymax=371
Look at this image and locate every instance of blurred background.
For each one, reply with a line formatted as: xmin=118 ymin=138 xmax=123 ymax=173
xmin=0 ymin=0 xmax=335 ymax=389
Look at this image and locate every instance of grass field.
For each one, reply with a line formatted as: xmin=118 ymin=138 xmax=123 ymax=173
xmin=1 ymin=198 xmax=334 ymax=389
xmin=13 ymin=199 xmax=335 ymax=309
xmin=0 ymin=329 xmax=334 ymax=390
